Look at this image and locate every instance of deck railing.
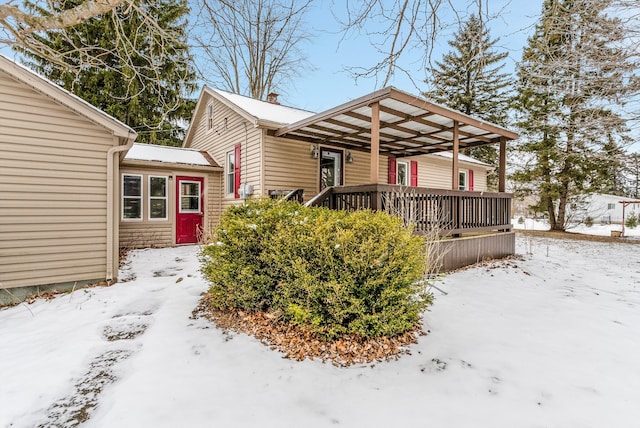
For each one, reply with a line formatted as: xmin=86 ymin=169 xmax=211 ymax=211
xmin=306 ymin=184 xmax=512 ymax=235
xmin=268 ymin=188 xmax=305 ymax=204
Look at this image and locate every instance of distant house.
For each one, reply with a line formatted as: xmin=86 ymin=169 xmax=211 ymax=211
xmin=1 ymin=54 xmax=519 ymax=302
xmin=570 ymin=193 xmax=640 ymax=224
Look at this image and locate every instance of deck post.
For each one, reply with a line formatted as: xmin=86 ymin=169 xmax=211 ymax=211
xmin=499 ymin=137 xmax=507 ymax=193
xmin=452 ymin=121 xmax=459 ymax=190
xmin=370 ymin=102 xmax=380 ymax=184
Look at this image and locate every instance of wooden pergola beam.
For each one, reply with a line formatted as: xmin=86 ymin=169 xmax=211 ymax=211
xmin=499 ymin=137 xmax=507 ymax=192
xmin=452 ymin=121 xmax=459 ymax=190
xmin=377 ymin=104 xmax=493 ymax=144
xmin=370 ymin=102 xmax=380 ymax=183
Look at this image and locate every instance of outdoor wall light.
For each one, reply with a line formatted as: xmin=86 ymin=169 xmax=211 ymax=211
xmin=346 ymin=151 xmax=354 ymax=163
xmin=310 ymin=144 xmax=319 ymax=159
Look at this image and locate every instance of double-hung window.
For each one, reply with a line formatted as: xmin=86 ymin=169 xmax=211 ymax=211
xmin=122 ymin=174 xmax=142 ymax=220
xmin=149 ymin=176 xmax=168 ymax=220
xmin=397 ymin=161 xmax=409 ymax=186
xmin=459 ymin=171 xmax=467 ymax=191
xmin=226 ymin=150 xmax=236 ymax=196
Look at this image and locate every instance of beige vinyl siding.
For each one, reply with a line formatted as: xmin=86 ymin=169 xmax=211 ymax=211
xmin=263 ymin=137 xmax=389 ymax=202
xmin=263 ymin=136 xmax=317 ymax=201
xmin=406 ymin=154 xmax=490 ymax=191
xmin=187 ymin=95 xmax=261 ymax=211
xmin=206 ymin=171 xmax=223 ymax=237
xmin=343 ymin=150 xmax=388 ymax=186
xmin=0 ymin=70 xmax=116 ymax=289
xmin=119 ymin=166 xmax=222 ymax=247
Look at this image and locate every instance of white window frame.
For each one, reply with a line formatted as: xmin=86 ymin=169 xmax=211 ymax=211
xmin=148 ymin=175 xmax=168 ymax=221
xmin=179 ymin=180 xmax=201 ymax=213
xmin=122 ymin=174 xmax=143 ymax=221
xmin=207 ymin=102 xmax=214 ymax=131
xmin=397 ymin=161 xmax=409 ymax=186
xmin=226 ymin=150 xmax=236 ymax=197
xmin=607 ymin=203 xmax=616 ymax=210
xmin=459 ymin=170 xmax=468 ymax=191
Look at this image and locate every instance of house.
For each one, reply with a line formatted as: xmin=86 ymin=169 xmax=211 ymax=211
xmin=1 ymin=54 xmax=135 ymax=303
xmin=183 ymin=87 xmax=499 ymax=202
xmin=184 ymin=87 xmax=518 ymax=269
xmin=0 ymin=55 xmax=220 ymax=304
xmin=119 ymin=143 xmax=221 ymax=248
xmin=569 ymin=193 xmax=640 ymax=224
xmin=1 ymin=53 xmax=518 ymax=303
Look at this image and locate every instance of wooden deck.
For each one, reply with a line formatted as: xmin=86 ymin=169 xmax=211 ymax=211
xmin=307 ymin=184 xmax=513 ymax=236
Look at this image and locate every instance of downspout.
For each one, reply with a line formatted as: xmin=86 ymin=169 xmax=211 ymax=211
xmin=106 ymin=131 xmax=136 ymax=283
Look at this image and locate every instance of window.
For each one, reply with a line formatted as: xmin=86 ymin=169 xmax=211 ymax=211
xmin=180 ymin=181 xmax=201 ymax=213
xmin=149 ymin=176 xmax=168 ymax=220
xmin=226 ymin=150 xmax=235 ymax=196
xmin=122 ymin=174 xmax=142 ymax=220
xmin=207 ymin=103 xmax=214 ymax=131
xmin=397 ymin=161 xmax=409 ymax=186
xmin=459 ymin=171 xmax=467 ymax=191
xmin=607 ymin=203 xmax=616 ymax=210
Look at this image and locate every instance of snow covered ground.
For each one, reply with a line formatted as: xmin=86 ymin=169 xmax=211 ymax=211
xmin=2 ymin=236 xmax=640 ymax=428
xmin=514 ymin=217 xmax=640 ymax=238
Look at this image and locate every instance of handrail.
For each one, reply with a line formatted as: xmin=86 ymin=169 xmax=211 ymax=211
xmin=305 ymin=186 xmax=334 ymax=207
xmin=306 ymin=184 xmax=512 ymax=235
xmin=269 ymin=188 xmax=304 ymax=203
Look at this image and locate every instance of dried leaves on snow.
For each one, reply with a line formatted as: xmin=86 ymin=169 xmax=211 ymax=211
xmin=194 ymin=293 xmax=423 ymax=367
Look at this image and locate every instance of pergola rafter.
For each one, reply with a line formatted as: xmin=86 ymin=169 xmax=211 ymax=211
xmin=274 ymin=87 xmax=518 ymax=191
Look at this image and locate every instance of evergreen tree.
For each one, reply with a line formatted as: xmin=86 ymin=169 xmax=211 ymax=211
xmin=426 ymin=14 xmax=512 ymax=186
xmin=625 ymin=153 xmax=640 ymax=199
xmin=513 ymin=0 xmax=639 ymax=230
xmin=21 ymin=0 xmax=196 ymax=146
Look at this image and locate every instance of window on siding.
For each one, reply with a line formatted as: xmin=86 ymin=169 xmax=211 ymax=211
xmin=180 ymin=181 xmax=201 ymax=212
xmin=149 ymin=176 xmax=168 ymax=220
xmin=226 ymin=150 xmax=236 ymax=196
xmin=397 ymin=161 xmax=409 ymax=186
xmin=207 ymin=103 xmax=214 ymax=131
xmin=607 ymin=203 xmax=615 ymax=210
xmin=459 ymin=171 xmax=467 ymax=191
xmin=122 ymin=174 xmax=142 ymax=220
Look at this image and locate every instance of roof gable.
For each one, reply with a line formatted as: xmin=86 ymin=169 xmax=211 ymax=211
xmin=183 ymin=86 xmax=316 ymax=147
xmin=0 ymin=54 xmax=135 ymax=140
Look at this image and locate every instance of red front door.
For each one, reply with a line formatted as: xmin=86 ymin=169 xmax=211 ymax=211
xmin=176 ymin=176 xmax=204 ymax=244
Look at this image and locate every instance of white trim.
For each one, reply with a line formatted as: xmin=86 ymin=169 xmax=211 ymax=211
xmin=178 ymin=179 xmax=202 ymax=214
xmin=397 ymin=161 xmax=409 ymax=186
xmin=148 ymin=175 xmax=168 ymax=221
xmin=207 ymin=102 xmax=214 ymax=132
xmin=458 ymin=169 xmax=468 ymax=191
xmin=225 ymin=150 xmax=235 ymax=197
xmin=122 ymin=174 xmax=143 ymax=221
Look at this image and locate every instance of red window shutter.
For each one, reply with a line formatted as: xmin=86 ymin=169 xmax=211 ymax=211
xmin=234 ymin=143 xmax=241 ymax=198
xmin=410 ymin=161 xmax=418 ymax=186
xmin=468 ymin=169 xmax=474 ymax=191
xmin=388 ymin=157 xmax=397 ymax=184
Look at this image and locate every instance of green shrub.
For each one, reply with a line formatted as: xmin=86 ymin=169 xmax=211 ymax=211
xmin=584 ymin=216 xmax=593 ymax=227
xmin=626 ymin=212 xmax=638 ymax=229
xmin=201 ymin=199 xmax=431 ymax=339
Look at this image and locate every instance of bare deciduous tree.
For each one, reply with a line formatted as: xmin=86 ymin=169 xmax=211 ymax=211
xmin=332 ymin=0 xmax=496 ymax=88
xmin=191 ymin=0 xmax=312 ymax=100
